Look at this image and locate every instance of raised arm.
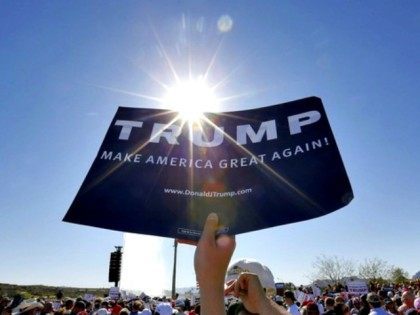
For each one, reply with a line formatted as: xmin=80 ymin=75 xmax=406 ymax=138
xmin=194 ymin=213 xmax=236 ymax=315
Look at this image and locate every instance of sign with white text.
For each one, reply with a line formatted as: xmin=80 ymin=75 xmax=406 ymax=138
xmin=109 ymin=287 xmax=120 ymax=299
xmin=63 ymin=97 xmax=353 ymax=240
xmin=347 ymin=280 xmax=368 ymax=296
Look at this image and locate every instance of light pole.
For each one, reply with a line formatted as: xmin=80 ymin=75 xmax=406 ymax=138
xmin=171 ymin=239 xmax=178 ymax=299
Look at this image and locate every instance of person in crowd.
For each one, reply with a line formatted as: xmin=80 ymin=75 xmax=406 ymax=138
xmin=63 ymin=300 xmax=74 ymax=315
xmin=334 ymin=303 xmax=350 ymax=315
xmin=188 ymin=305 xmax=200 ymax=315
xmin=72 ymin=300 xmax=88 ymax=315
xmin=184 ymin=299 xmax=191 ymax=312
xmin=194 ymin=212 xmax=288 ymax=315
xmin=155 ymin=297 xmax=172 ymax=315
xmin=109 ymin=301 xmax=122 ymax=315
xmin=139 ymin=301 xmax=152 ymax=315
xmin=85 ymin=302 xmax=93 ymax=315
xmin=393 ymin=297 xmax=402 ymax=309
xmin=41 ymin=302 xmax=54 ymax=315
xmin=323 ymin=297 xmax=335 ymax=315
xmin=384 ymin=299 xmax=398 ymax=315
xmin=18 ymin=301 xmax=45 ymax=315
xmin=96 ymin=308 xmax=109 ymax=315
xmin=119 ymin=309 xmax=129 ymax=315
xmin=414 ymin=294 xmax=420 ymax=312
xmin=359 ymin=295 xmax=371 ymax=315
xmin=0 ymin=298 xmax=11 ymax=315
xmin=283 ymin=290 xmax=300 ymax=315
xmin=301 ymin=302 xmax=320 ymax=315
xmin=315 ymin=296 xmax=325 ymax=315
xmin=397 ymin=291 xmax=415 ymax=315
xmin=129 ymin=301 xmax=142 ymax=315
xmin=224 ymin=258 xmax=277 ymax=314
xmin=335 ymin=297 xmax=345 ymax=305
xmin=89 ymin=299 xmax=100 ymax=315
xmin=378 ymin=291 xmax=387 ymax=305
xmin=366 ymin=293 xmax=387 ymax=315
xmin=350 ymin=297 xmax=361 ymax=315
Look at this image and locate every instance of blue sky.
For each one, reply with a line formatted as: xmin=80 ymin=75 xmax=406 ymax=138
xmin=1 ymin=1 xmax=419 ymax=294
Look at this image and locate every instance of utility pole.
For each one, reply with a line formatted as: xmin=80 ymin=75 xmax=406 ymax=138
xmin=171 ymin=239 xmax=178 ymax=299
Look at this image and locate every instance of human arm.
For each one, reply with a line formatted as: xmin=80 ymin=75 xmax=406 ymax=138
xmin=194 ymin=213 xmax=236 ymax=315
xmin=225 ymin=273 xmax=289 ymax=315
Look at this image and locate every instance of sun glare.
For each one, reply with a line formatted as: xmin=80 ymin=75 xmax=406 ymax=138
xmin=163 ymin=78 xmax=220 ymax=122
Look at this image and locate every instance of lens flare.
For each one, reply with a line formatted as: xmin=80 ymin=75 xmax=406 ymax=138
xmin=162 ymin=78 xmax=220 ymax=122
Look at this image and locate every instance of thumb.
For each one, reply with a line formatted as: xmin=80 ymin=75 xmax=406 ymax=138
xmin=201 ymin=212 xmax=219 ymax=245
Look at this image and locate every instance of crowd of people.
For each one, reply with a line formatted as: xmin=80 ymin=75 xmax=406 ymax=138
xmin=1 ymin=294 xmax=201 ymax=315
xmin=1 ymin=284 xmax=419 ymax=315
xmin=1 ymin=215 xmax=419 ymax=315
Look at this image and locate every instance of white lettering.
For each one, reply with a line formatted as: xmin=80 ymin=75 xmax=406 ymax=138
xmin=115 ymin=111 xmax=322 ymax=146
xmin=240 ymin=157 xmax=248 ymax=167
xmin=288 ymin=111 xmax=321 ymax=135
xmin=272 ymin=151 xmax=281 ymax=161
xmin=283 ymin=148 xmax=292 ymax=157
xmin=150 ymin=123 xmax=182 ymax=144
xmin=195 ymin=159 xmax=203 ymax=168
xmin=101 ymin=151 xmax=113 ymax=160
xmin=236 ymin=120 xmax=277 ymax=145
xmin=115 ymin=120 xmax=143 ymax=140
xmin=179 ymin=158 xmax=186 ymax=167
xmin=170 ymin=157 xmax=178 ymax=166
xmin=249 ymin=156 xmax=258 ymax=166
xmin=294 ymin=145 xmax=304 ymax=154
xmin=156 ymin=156 xmax=168 ymax=165
xmin=258 ymin=154 xmax=266 ymax=162
xmin=191 ymin=128 xmax=224 ymax=147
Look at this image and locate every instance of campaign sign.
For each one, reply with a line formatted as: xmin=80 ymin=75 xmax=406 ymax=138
xmin=63 ymin=96 xmax=353 ymax=240
xmin=109 ymin=287 xmax=120 ymax=299
xmin=346 ymin=280 xmax=368 ymax=295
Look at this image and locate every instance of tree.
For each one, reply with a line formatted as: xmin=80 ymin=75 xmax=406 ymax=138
xmin=412 ymin=271 xmax=420 ymax=280
xmin=358 ymin=258 xmax=389 ymax=281
xmin=312 ymin=255 xmax=356 ymax=284
xmin=388 ymin=266 xmax=409 ymax=283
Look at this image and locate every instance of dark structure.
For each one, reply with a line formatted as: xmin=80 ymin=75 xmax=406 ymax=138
xmin=108 ymin=246 xmax=123 ymax=287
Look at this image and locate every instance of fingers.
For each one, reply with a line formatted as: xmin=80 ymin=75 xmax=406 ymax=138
xmin=225 ymin=273 xmax=260 ymax=297
xmin=224 ymin=280 xmax=236 ymax=296
xmin=200 ymin=212 xmax=219 ymax=245
xmin=224 ymin=276 xmax=248 ymax=298
xmin=236 ymin=273 xmax=250 ymax=296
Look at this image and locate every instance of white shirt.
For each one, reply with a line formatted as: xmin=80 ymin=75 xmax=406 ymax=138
xmin=368 ymin=307 xmax=389 ymax=315
xmin=288 ymin=304 xmax=301 ymax=315
xmin=156 ymin=302 xmax=173 ymax=315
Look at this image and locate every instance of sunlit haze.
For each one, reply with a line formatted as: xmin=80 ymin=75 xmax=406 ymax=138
xmin=120 ymin=234 xmax=168 ymax=296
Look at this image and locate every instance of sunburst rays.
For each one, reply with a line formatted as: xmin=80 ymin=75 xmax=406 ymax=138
xmin=84 ymin=16 xmax=319 ymax=211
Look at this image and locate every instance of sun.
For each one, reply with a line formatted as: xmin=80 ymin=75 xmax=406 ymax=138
xmin=162 ymin=78 xmax=220 ymax=122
